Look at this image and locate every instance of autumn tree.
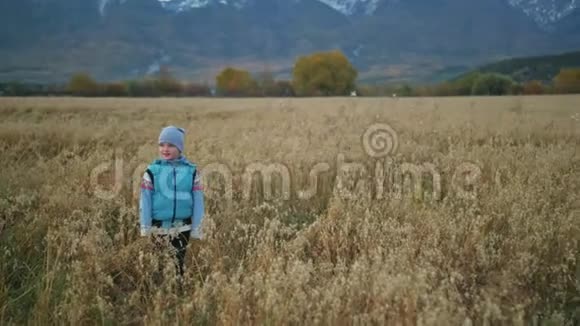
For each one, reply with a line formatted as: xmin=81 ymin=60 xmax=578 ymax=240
xmin=553 ymin=68 xmax=580 ymax=94
xmin=67 ymin=72 xmax=100 ymax=96
xmin=216 ymin=67 xmax=257 ymax=96
xmin=522 ymin=80 xmax=544 ymax=95
xmin=292 ymin=50 xmax=358 ymax=96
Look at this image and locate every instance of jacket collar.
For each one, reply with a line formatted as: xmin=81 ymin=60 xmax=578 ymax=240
xmin=153 ymin=155 xmax=194 ymax=167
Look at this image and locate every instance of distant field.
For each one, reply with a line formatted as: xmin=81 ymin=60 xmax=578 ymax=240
xmin=0 ymin=95 xmax=579 ymax=325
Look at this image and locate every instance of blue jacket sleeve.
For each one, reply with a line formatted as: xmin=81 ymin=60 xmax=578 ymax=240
xmin=139 ymin=172 xmax=153 ymax=236
xmin=191 ymin=170 xmax=205 ymax=239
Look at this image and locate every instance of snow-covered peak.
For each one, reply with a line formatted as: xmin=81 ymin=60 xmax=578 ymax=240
xmin=101 ymin=0 xmax=579 ymax=24
xmin=99 ymin=0 xmax=127 ymax=16
xmin=317 ymin=0 xmax=381 ymax=15
xmin=154 ymin=0 xmax=381 ymax=15
xmin=157 ymin=0 xmax=249 ymax=12
xmin=99 ymin=0 xmax=248 ymax=15
xmin=158 ymin=0 xmax=213 ymax=12
xmin=508 ymin=0 xmax=579 ymax=26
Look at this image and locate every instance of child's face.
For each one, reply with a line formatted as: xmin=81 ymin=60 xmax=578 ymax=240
xmin=159 ymin=143 xmax=180 ymax=160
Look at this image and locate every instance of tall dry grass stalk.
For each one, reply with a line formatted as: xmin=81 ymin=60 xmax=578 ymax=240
xmin=0 ymin=95 xmax=579 ymax=325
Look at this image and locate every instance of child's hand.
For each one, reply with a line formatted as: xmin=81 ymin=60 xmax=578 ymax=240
xmin=190 ymin=228 xmax=202 ymax=240
xmin=140 ymin=227 xmax=151 ymax=237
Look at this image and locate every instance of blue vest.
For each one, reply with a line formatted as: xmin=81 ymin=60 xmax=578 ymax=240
xmin=146 ymin=159 xmax=196 ymax=228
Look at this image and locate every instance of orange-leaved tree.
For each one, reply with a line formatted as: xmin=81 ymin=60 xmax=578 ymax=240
xmin=553 ymin=68 xmax=580 ymax=94
xmin=292 ymin=50 xmax=357 ymax=96
xmin=522 ymin=80 xmax=545 ymax=95
xmin=216 ymin=67 xmax=257 ymax=96
xmin=67 ymin=72 xmax=100 ymax=96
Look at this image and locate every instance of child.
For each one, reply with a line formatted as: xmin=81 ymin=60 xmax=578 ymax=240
xmin=139 ymin=126 xmax=205 ymax=277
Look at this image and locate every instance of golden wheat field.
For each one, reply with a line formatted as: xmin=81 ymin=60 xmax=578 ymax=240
xmin=0 ymin=95 xmax=579 ymax=325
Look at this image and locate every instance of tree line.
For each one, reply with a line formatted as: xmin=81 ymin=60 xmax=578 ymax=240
xmin=359 ymin=69 xmax=580 ymax=97
xmin=1 ymin=50 xmax=580 ymax=97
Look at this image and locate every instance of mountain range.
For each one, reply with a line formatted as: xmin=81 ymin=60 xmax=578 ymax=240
xmin=0 ymin=0 xmax=579 ymax=83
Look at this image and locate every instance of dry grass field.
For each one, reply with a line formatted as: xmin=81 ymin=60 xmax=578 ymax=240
xmin=0 ymin=95 xmax=579 ymax=325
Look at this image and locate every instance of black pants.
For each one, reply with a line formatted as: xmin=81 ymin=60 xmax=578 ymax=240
xmin=152 ymin=219 xmax=191 ymax=277
xmin=170 ymin=231 xmax=190 ymax=277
